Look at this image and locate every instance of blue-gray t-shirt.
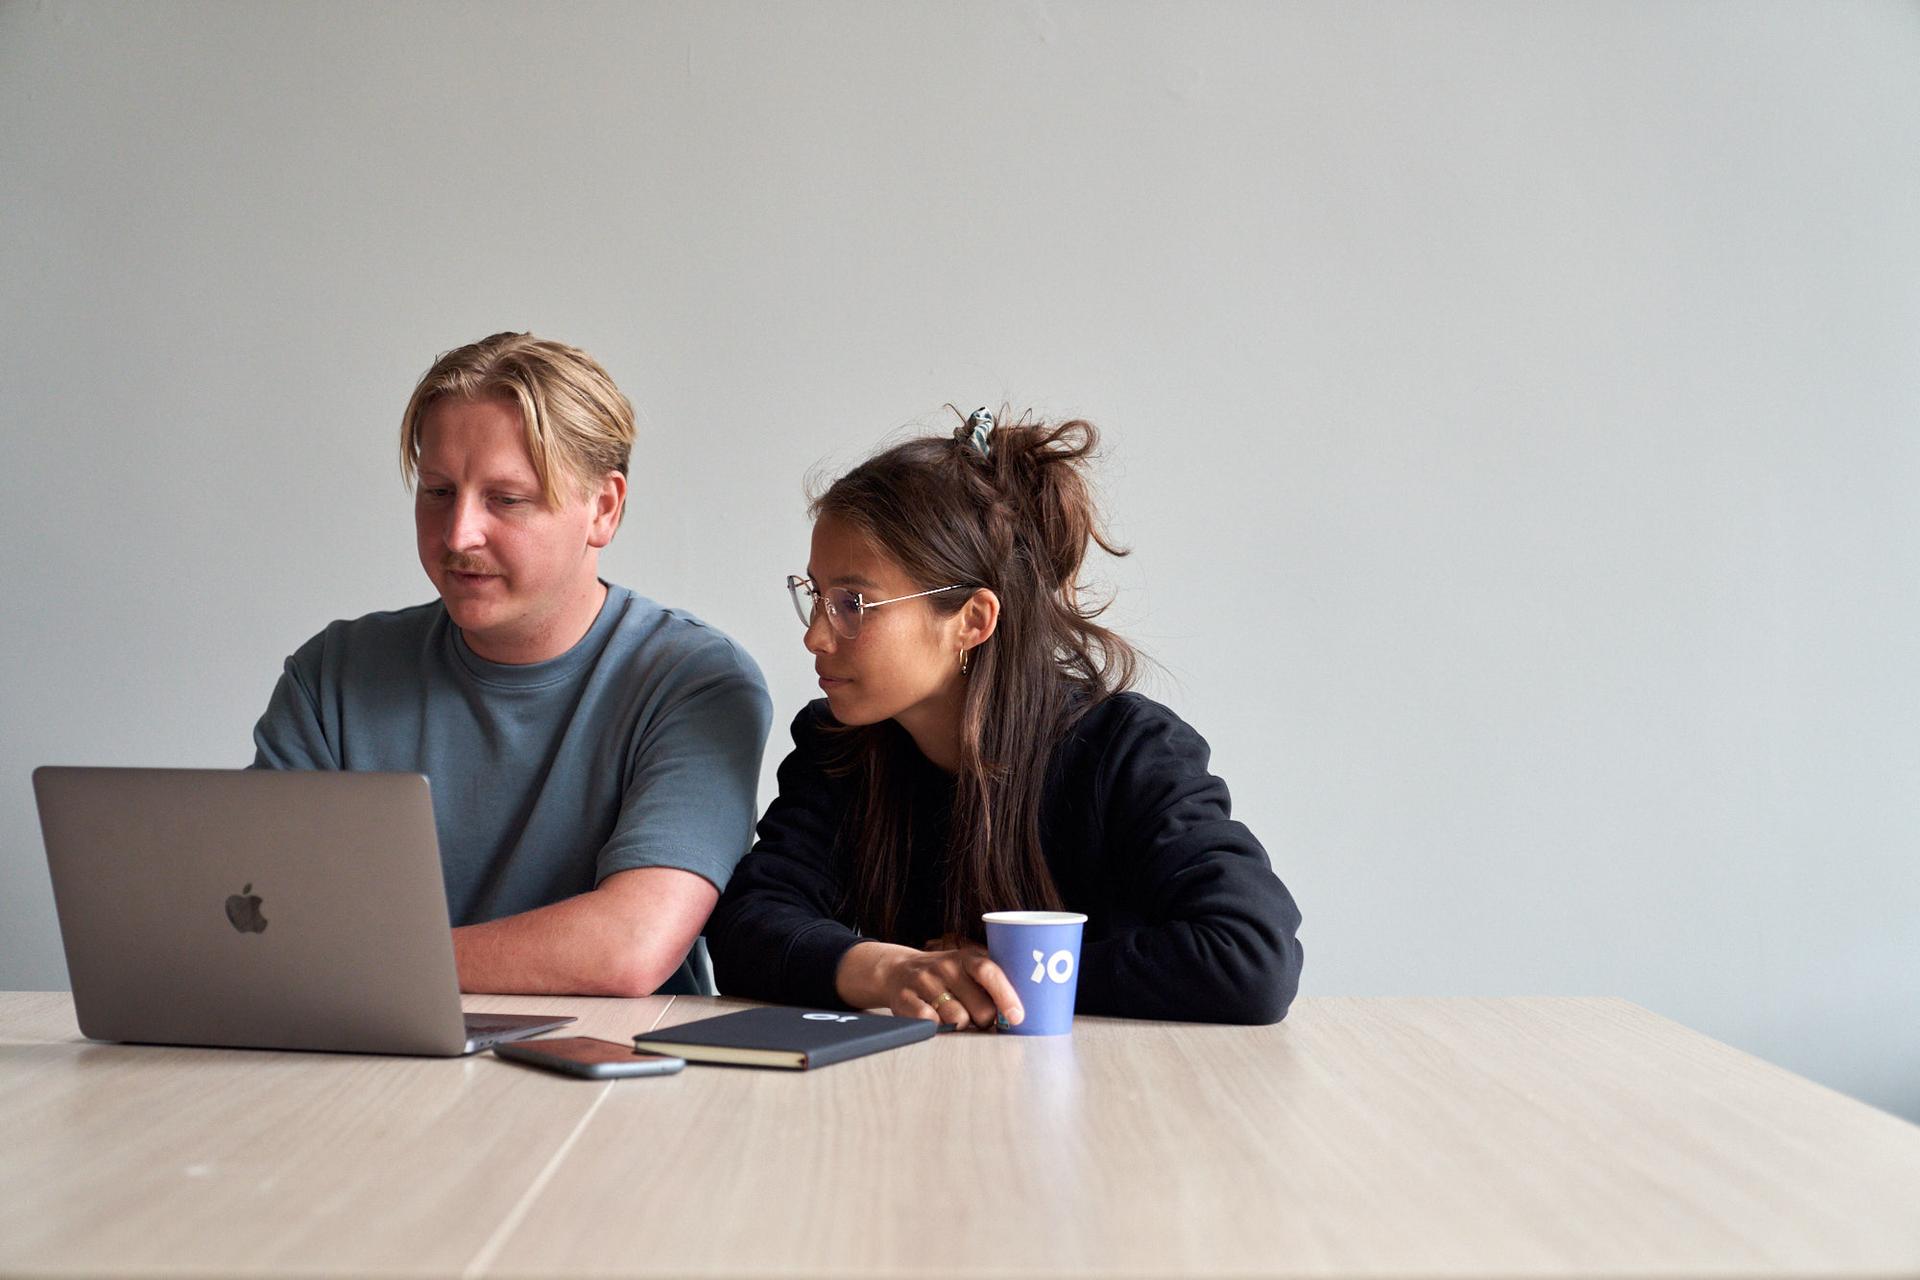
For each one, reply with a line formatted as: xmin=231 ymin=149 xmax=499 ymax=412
xmin=250 ymin=584 xmax=773 ymax=993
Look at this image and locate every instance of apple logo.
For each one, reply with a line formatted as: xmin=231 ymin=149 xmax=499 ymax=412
xmin=224 ymin=883 xmax=268 ymax=934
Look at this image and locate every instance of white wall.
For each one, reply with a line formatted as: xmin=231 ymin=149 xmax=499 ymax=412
xmin=4 ymin=2 xmax=1916 ymax=1120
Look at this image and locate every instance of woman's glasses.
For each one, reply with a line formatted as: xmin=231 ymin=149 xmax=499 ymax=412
xmin=786 ymin=575 xmax=969 ymax=641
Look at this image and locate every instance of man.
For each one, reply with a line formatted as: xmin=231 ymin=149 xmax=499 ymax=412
xmin=252 ymin=332 xmax=771 ymax=996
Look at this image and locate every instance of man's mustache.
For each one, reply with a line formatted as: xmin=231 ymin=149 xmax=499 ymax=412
xmin=441 ymin=555 xmax=500 ymax=576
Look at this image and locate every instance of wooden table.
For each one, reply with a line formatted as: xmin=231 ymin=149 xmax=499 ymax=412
xmin=2 ymin=993 xmax=1916 ymax=1277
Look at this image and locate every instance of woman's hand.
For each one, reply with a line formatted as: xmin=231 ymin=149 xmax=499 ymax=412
xmin=835 ymin=940 xmax=1025 ymax=1031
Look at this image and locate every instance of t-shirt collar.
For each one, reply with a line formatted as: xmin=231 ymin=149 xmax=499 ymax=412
xmin=447 ymin=582 xmax=629 ymax=689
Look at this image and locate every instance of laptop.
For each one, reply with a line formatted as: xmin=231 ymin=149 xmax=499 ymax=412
xmin=32 ymin=766 xmax=575 ymax=1056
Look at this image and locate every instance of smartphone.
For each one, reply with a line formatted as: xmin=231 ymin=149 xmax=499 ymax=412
xmin=494 ymin=1036 xmax=685 ymax=1079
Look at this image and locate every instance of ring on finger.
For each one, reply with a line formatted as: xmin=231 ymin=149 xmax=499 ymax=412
xmin=933 ymin=991 xmax=955 ymax=1006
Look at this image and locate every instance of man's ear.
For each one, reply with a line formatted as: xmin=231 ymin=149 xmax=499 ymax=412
xmin=958 ymin=587 xmax=1000 ymax=653
xmin=587 ymin=471 xmax=627 ymax=548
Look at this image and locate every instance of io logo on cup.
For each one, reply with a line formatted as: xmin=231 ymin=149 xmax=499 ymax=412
xmin=1030 ymin=949 xmax=1075 ymax=984
xmin=984 ymin=909 xmax=1088 ymax=1036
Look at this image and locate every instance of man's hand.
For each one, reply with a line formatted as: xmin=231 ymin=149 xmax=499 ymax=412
xmin=834 ymin=939 xmax=1024 ymax=1031
xmin=451 ymin=866 xmax=718 ymax=997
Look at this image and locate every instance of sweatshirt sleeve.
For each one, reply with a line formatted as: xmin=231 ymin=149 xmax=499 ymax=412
xmin=1073 ymin=700 xmax=1304 ymax=1025
xmin=706 ymin=704 xmax=866 ymax=1009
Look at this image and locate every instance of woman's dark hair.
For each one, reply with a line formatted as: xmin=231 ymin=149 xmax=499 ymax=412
xmin=813 ymin=408 xmax=1139 ymax=945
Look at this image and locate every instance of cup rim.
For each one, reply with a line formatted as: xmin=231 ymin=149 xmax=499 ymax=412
xmin=982 ymin=910 xmax=1089 ymax=926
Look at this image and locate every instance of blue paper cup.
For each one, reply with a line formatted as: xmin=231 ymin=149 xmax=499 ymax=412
xmin=983 ymin=910 xmax=1088 ymax=1036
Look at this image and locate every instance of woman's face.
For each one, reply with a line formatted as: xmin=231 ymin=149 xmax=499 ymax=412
xmin=802 ymin=514 xmax=967 ymax=729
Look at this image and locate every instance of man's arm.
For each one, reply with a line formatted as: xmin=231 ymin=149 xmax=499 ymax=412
xmin=452 ymin=866 xmax=719 ymax=997
xmin=456 ymin=646 xmax=772 ymax=998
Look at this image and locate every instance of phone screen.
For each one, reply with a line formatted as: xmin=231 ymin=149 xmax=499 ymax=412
xmin=496 ymin=1036 xmax=685 ymax=1077
xmin=518 ymin=1037 xmax=677 ymax=1066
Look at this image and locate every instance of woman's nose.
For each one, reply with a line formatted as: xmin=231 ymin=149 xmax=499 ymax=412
xmin=803 ymin=606 xmax=835 ymax=655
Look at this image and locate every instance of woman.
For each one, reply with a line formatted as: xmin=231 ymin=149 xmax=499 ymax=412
xmin=707 ymin=410 xmax=1303 ymax=1027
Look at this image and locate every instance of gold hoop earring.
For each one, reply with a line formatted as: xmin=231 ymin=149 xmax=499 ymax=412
xmin=960 ymin=648 xmax=971 ymax=677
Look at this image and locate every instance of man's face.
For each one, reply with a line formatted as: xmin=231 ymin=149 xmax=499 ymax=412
xmin=413 ymin=395 xmax=622 ymax=663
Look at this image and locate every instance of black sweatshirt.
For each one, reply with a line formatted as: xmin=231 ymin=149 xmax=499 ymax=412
xmin=707 ymin=692 xmax=1304 ymax=1024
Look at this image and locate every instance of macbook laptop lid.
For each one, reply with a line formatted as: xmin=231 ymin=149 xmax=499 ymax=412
xmin=33 ymin=767 xmax=572 ymax=1056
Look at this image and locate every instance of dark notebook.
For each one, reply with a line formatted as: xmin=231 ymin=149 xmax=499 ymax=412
xmin=632 ymin=1006 xmax=936 ymax=1070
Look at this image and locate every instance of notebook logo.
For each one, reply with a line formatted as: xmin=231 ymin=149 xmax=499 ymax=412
xmin=224 ymin=883 xmax=268 ymax=934
xmin=1029 ymin=949 xmax=1074 ymax=984
xmin=802 ymin=1013 xmax=859 ymax=1023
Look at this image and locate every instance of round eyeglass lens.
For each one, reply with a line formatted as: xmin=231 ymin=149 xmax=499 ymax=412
xmin=825 ymin=588 xmax=862 ymax=640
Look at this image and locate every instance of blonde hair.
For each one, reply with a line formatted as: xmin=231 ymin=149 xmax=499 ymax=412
xmin=399 ymin=332 xmax=634 ymax=513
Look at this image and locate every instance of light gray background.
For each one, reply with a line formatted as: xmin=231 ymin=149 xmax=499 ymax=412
xmin=4 ymin=2 xmax=1916 ymax=1119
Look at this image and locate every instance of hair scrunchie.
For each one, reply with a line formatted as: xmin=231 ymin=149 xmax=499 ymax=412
xmin=955 ymin=406 xmax=994 ymax=458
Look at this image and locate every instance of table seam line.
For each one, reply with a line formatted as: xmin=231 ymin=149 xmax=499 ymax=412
xmin=461 ymin=1080 xmax=611 ymax=1279
xmin=459 ymin=996 xmax=678 ymax=1277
